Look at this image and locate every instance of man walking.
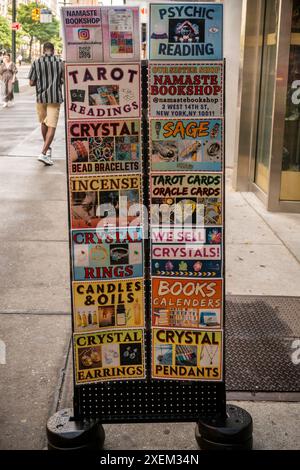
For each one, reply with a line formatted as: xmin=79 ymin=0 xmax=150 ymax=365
xmin=28 ymin=42 xmax=64 ymax=166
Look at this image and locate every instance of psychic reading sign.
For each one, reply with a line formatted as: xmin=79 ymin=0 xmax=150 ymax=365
xmin=66 ymin=63 xmax=141 ymax=120
xmin=148 ymin=62 xmax=223 ymax=118
xmin=149 ymin=3 xmax=223 ymax=61
xmin=68 ymin=119 xmax=141 ymax=175
xmin=152 ymin=329 xmax=222 ymax=381
xmin=150 ymin=118 xmax=223 ymax=172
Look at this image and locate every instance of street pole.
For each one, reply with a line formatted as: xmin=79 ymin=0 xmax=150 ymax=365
xmin=12 ymin=0 xmax=16 ymax=63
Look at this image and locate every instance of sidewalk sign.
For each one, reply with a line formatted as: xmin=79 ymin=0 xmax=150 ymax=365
xmin=149 ymin=2 xmax=223 ymax=60
xmin=62 ymin=2 xmax=226 ymax=424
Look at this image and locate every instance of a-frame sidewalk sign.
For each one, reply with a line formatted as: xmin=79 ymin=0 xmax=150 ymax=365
xmin=47 ymin=3 xmax=253 ymax=451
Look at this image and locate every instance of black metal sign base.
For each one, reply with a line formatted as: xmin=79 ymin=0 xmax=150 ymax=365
xmin=46 ymin=403 xmax=253 ymax=451
xmin=47 ymin=409 xmax=105 ymax=451
xmin=74 ymin=380 xmax=226 ymax=423
xmin=195 ymin=404 xmax=253 ymax=450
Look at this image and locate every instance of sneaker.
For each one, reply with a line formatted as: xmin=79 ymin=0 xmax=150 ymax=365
xmin=46 ymin=147 xmax=52 ymax=158
xmin=8 ymin=101 xmax=14 ymax=107
xmin=38 ymin=153 xmax=54 ymax=166
xmin=285 ymin=112 xmax=300 ymax=121
xmin=2 ymin=103 xmax=8 ymax=108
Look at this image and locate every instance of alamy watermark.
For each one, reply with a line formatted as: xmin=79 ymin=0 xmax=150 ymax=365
xmin=291 ymin=339 xmax=300 ymax=365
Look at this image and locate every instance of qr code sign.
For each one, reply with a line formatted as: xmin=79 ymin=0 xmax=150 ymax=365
xmin=79 ymin=46 xmax=92 ymax=60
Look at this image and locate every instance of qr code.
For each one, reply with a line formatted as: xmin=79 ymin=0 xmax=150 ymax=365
xmin=78 ymin=46 xmax=92 ymax=59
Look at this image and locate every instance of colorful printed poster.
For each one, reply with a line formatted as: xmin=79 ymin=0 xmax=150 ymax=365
xmin=150 ymin=118 xmax=223 ymax=172
xmin=73 ymin=278 xmax=144 ymax=331
xmin=74 ymin=329 xmax=145 ymax=384
xmin=152 ymin=244 xmax=221 ymax=260
xmin=66 ymin=63 xmax=141 ymax=120
xmin=72 ymin=227 xmax=143 ymax=281
xmin=149 ymin=3 xmax=223 ymax=61
xmin=152 ymin=256 xmax=221 ymax=278
xmin=68 ymin=120 xmax=141 ymax=175
xmin=148 ymin=62 xmax=223 ymax=118
xmin=102 ymin=6 xmax=140 ymax=62
xmin=151 ymin=227 xmax=222 ymax=244
xmin=70 ymin=174 xmax=142 ymax=229
xmin=150 ymin=173 xmax=222 ymax=227
xmin=152 ymin=329 xmax=222 ymax=381
xmin=61 ymin=6 xmax=103 ymax=62
xmin=152 ymin=278 xmax=223 ymax=328
xmin=151 ymin=227 xmax=222 ymax=278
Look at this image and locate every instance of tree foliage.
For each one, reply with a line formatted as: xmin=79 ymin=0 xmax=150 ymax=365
xmin=0 ymin=16 xmax=11 ymax=50
xmin=17 ymin=2 xmax=61 ymax=59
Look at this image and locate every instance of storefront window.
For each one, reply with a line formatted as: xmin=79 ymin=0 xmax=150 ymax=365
xmin=254 ymin=0 xmax=279 ymax=193
xmin=281 ymin=0 xmax=300 ymax=201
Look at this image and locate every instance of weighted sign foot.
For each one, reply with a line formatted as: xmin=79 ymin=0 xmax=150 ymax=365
xmin=47 ymin=408 xmax=105 ymax=450
xmin=195 ymin=405 xmax=253 ymax=450
xmin=195 ymin=434 xmax=253 ymax=451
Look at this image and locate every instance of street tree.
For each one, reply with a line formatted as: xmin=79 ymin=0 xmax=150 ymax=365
xmin=17 ymin=2 xmax=61 ymax=61
xmin=0 ymin=16 xmax=11 ymax=51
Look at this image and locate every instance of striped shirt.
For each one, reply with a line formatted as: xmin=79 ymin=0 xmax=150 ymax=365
xmin=28 ymin=55 xmax=64 ymax=104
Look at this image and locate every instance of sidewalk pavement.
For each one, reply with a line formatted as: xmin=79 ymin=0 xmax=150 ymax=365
xmin=0 ymin=89 xmax=299 ymax=450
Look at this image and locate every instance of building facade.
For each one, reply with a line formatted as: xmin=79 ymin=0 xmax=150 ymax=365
xmin=234 ymin=0 xmax=300 ymax=212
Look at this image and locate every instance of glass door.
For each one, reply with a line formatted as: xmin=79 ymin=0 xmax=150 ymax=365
xmin=254 ymin=0 xmax=280 ymax=193
xmin=281 ymin=0 xmax=300 ymax=201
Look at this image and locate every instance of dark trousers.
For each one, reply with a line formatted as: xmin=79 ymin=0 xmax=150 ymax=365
xmin=3 ymin=79 xmax=14 ymax=102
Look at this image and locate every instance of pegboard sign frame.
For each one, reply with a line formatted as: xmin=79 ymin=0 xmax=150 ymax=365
xmin=71 ymin=60 xmax=227 ymax=423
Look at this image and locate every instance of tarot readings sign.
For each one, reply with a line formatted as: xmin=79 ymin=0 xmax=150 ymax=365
xmin=149 ymin=62 xmax=223 ymax=118
xmin=149 ymin=3 xmax=223 ymax=61
xmin=61 ymin=6 xmax=103 ymax=62
xmin=73 ymin=278 xmax=144 ymax=332
xmin=152 ymin=278 xmax=223 ymax=329
xmin=66 ymin=63 xmax=141 ymax=120
xmin=74 ymin=329 xmax=145 ymax=384
xmin=70 ymin=174 xmax=142 ymax=229
xmin=150 ymin=118 xmax=223 ymax=172
xmin=68 ymin=120 xmax=141 ymax=175
xmin=152 ymin=329 xmax=222 ymax=381
xmin=151 ymin=173 xmax=222 ymax=227
xmin=72 ymin=227 xmax=143 ymax=281
xmin=102 ymin=6 xmax=140 ymax=62
xmin=151 ymin=227 xmax=222 ymax=277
